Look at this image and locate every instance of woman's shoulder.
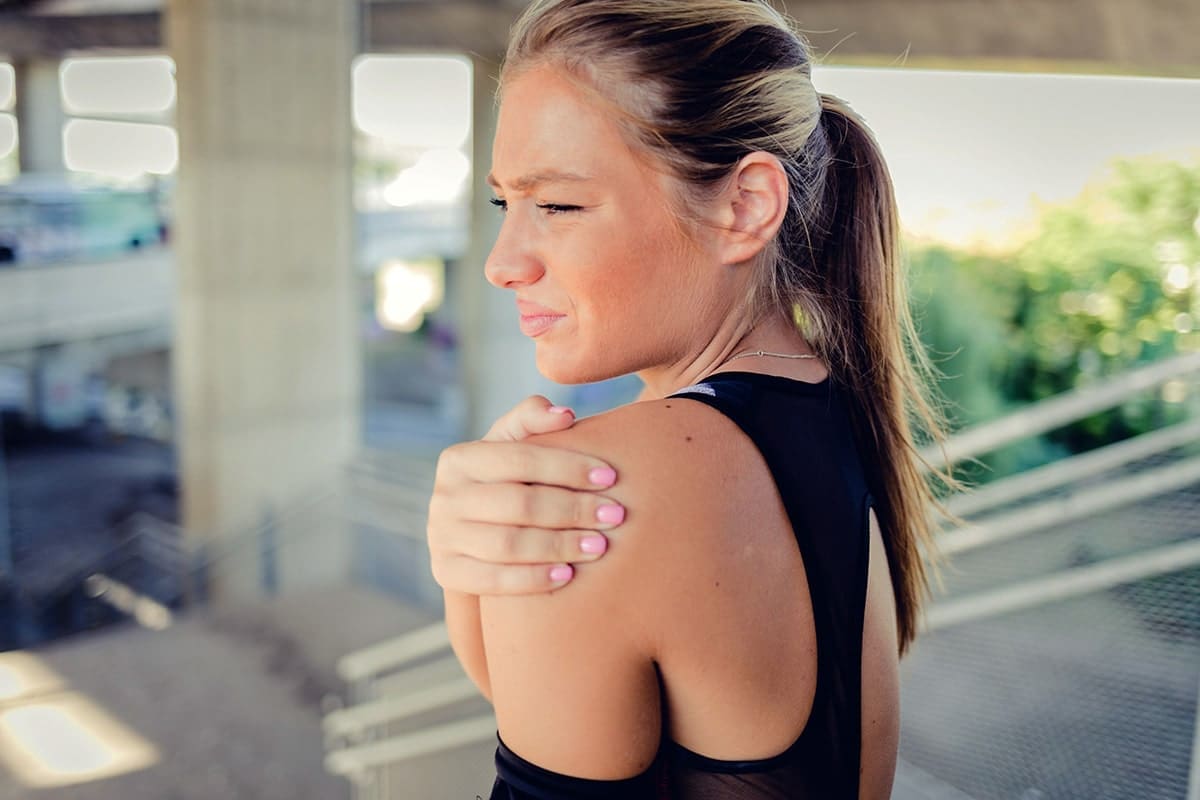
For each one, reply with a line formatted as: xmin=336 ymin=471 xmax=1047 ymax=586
xmin=528 ymin=397 xmax=769 ymax=561
xmin=478 ymin=398 xmax=765 ymax=778
xmin=517 ymin=396 xmax=823 ymax=761
xmin=537 ymin=397 xmax=747 ymax=495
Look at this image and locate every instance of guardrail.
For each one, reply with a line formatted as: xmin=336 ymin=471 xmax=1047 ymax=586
xmin=922 ymin=350 xmax=1200 ymax=467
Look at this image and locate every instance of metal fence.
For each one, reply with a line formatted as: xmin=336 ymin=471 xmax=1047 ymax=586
xmin=899 ymin=353 xmax=1200 ymax=800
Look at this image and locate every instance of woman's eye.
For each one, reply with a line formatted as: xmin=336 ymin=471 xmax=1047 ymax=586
xmin=489 ymin=198 xmax=581 ymax=216
xmin=536 ymin=203 xmax=583 ymax=215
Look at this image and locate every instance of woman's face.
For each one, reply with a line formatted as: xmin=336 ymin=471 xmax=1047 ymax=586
xmin=485 ymin=66 xmax=730 ymax=385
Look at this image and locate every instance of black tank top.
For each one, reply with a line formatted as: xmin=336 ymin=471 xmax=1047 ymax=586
xmin=490 ymin=372 xmax=874 ymax=800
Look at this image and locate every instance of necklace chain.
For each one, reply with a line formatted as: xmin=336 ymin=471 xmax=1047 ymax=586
xmin=726 ymin=349 xmax=818 ymax=362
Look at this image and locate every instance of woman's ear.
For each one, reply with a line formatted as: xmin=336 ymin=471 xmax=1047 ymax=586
xmin=712 ymin=151 xmax=789 ymax=265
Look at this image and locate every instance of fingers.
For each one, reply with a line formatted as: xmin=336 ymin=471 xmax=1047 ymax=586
xmin=436 ymin=439 xmax=617 ymax=492
xmin=426 ymin=395 xmax=623 ymax=597
xmin=440 ymin=482 xmax=624 ymax=532
xmin=436 ymin=520 xmax=610 ymax=566
xmin=484 ymin=395 xmax=577 ymax=442
xmin=433 ymin=554 xmax=578 ymax=596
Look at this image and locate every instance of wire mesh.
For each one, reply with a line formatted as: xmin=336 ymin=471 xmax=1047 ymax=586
xmin=937 ymin=479 xmax=1200 ymax=598
xmin=905 ymin=523 xmax=1199 ymax=799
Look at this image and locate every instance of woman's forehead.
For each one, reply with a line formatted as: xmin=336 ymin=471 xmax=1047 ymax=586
xmin=492 ymin=67 xmax=642 ymax=188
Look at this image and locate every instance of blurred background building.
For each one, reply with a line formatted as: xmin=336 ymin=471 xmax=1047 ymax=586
xmin=0 ymin=0 xmax=1196 ymax=798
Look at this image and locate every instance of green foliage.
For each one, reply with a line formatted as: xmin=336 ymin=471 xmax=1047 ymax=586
xmin=910 ymin=157 xmax=1200 ymax=482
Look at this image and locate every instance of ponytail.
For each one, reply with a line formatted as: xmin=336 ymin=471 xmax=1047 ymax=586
xmin=804 ymin=93 xmax=953 ymax=652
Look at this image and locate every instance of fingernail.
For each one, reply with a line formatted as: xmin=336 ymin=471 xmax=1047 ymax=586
xmin=596 ymin=504 xmax=625 ymax=525
xmin=580 ymin=535 xmax=608 ymax=555
xmin=547 ymin=406 xmax=573 ymax=415
xmin=588 ymin=467 xmax=617 ymax=487
xmin=549 ymin=564 xmax=574 ymax=583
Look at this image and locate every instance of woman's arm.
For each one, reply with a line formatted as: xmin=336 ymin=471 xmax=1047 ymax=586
xmin=427 ymin=396 xmax=627 ymax=697
xmin=477 ymin=399 xmax=735 ymax=778
xmin=444 ymin=590 xmax=490 ymax=699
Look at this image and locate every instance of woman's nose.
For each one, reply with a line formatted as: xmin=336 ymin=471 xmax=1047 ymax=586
xmin=484 ymin=217 xmax=544 ymax=289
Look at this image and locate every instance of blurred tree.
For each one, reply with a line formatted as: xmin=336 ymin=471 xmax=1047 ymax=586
xmin=910 ymin=157 xmax=1200 ymax=481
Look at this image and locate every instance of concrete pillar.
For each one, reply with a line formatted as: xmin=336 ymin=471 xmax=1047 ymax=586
xmin=13 ymin=59 xmax=65 ymax=174
xmin=458 ymin=56 xmax=560 ymax=439
xmin=166 ymin=0 xmax=360 ymax=599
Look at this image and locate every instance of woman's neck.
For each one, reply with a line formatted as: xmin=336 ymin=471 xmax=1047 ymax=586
xmin=635 ymin=311 xmax=821 ymax=400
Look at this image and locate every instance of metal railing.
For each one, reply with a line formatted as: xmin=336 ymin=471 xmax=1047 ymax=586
xmin=908 ymin=354 xmax=1200 ymax=800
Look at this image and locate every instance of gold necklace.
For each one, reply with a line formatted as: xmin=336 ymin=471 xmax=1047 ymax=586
xmin=726 ymin=349 xmax=818 ymax=362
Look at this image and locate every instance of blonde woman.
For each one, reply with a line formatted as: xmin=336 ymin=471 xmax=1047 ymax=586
xmin=426 ymin=1 xmax=948 ymax=797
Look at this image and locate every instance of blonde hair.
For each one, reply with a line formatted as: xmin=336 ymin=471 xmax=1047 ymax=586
xmin=503 ymin=0 xmax=950 ymax=653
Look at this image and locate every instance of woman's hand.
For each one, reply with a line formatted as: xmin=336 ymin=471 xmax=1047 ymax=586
xmin=428 ymin=395 xmax=624 ymax=595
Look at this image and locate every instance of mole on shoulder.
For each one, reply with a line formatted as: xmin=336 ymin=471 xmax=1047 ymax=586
xmin=685 ymin=436 xmax=693 ymax=443
xmin=665 ymin=404 xmax=672 ymax=409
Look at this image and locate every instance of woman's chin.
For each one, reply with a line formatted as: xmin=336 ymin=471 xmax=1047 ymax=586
xmin=535 ymin=353 xmax=622 ymax=386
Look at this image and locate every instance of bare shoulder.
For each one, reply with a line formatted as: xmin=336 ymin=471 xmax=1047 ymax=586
xmin=478 ymin=397 xmax=767 ymax=777
xmin=530 ymin=396 xmax=755 ymax=540
xmin=537 ymin=395 xmax=735 ymax=452
xmin=517 ymin=396 xmax=823 ymax=763
xmin=523 ymin=395 xmax=791 ymax=652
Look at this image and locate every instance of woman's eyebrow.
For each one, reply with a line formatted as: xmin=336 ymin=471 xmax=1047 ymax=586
xmin=486 ymin=170 xmax=595 ymax=192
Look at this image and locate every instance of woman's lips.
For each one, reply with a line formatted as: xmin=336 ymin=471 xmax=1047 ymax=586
xmin=519 ymin=313 xmax=565 ymax=337
xmin=516 ymin=301 xmax=565 ymax=338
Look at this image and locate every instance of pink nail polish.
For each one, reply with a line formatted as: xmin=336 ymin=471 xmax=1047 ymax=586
xmin=596 ymin=504 xmax=625 ymax=525
xmin=580 ymin=535 xmax=608 ymax=555
xmin=547 ymin=406 xmax=573 ymax=415
xmin=588 ymin=467 xmax=617 ymax=487
xmin=549 ymin=564 xmax=574 ymax=582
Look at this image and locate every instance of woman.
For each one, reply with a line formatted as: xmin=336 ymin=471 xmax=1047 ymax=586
xmin=426 ymin=1 xmax=949 ymax=797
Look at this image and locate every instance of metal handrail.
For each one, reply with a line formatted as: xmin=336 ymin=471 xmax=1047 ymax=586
xmin=926 ymin=537 xmax=1200 ymax=631
xmin=938 ymin=454 xmax=1200 ymax=556
xmin=325 ymin=715 xmax=497 ymax=778
xmin=35 ymin=511 xmax=188 ymax=608
xmin=927 ymin=350 xmax=1200 ymax=466
xmin=944 ymin=416 xmax=1200 ymax=519
xmin=336 ymin=621 xmax=450 ymax=687
xmin=323 ymin=676 xmax=480 ymax=743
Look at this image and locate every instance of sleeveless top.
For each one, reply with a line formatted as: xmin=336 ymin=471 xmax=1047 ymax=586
xmin=489 ymin=371 xmax=874 ymax=800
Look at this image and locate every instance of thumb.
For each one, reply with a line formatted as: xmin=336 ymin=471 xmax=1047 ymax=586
xmin=484 ymin=395 xmax=576 ymax=442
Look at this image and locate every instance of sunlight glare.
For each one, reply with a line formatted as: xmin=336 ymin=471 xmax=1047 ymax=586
xmin=0 ymin=691 xmax=158 ymax=788
xmin=4 ymin=704 xmax=115 ymax=775
xmin=376 ymin=258 xmax=444 ymax=332
xmin=0 ymin=653 xmax=65 ymax=703
xmin=382 ymin=149 xmax=470 ymax=208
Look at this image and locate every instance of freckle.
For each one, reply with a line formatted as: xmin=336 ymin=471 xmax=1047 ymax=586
xmin=665 ymin=404 xmax=672 ymax=409
xmin=685 ymin=436 xmax=693 ymax=443
xmin=714 ymin=581 xmax=720 ymax=588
